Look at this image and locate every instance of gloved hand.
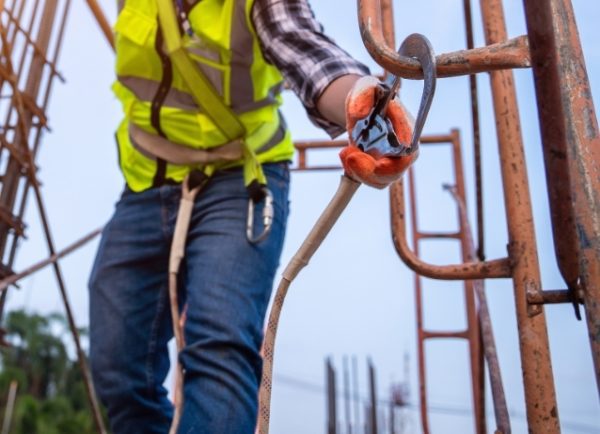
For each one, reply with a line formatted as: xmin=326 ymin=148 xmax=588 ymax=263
xmin=340 ymin=76 xmax=417 ymax=189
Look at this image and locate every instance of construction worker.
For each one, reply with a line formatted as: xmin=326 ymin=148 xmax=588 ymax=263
xmin=88 ymin=0 xmax=414 ymax=433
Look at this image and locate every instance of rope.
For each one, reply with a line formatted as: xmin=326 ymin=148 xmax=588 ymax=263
xmin=257 ymin=175 xmax=361 ymax=434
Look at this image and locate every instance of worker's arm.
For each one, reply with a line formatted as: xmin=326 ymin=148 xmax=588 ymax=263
xmin=252 ymin=0 xmax=369 ymax=138
xmin=316 ymin=74 xmax=363 ymax=129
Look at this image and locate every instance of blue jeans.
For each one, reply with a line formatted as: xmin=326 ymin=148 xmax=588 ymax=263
xmin=89 ymin=163 xmax=290 ymax=434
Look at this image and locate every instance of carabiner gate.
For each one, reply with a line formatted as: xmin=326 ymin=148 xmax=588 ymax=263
xmin=247 ymin=187 xmax=274 ymax=244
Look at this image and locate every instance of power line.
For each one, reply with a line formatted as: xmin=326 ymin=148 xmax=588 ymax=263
xmin=273 ymin=373 xmax=600 ymax=433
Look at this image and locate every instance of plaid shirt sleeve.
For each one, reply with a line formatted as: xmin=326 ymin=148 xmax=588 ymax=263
xmin=252 ymin=0 xmax=370 ymax=138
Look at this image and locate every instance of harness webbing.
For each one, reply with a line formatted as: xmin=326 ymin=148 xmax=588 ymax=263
xmin=155 ymin=0 xmax=267 ymax=189
xmin=155 ymin=0 xmax=244 ymax=140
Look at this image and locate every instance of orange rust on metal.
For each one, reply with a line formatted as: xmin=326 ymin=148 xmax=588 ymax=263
xmin=0 ymin=129 xmax=30 ymax=169
xmin=0 ymin=228 xmax=102 ymax=293
xmin=357 ymin=0 xmax=531 ymax=79
xmin=423 ymin=330 xmax=469 ymax=340
xmin=85 ymin=0 xmax=115 ymax=50
xmin=480 ymin=0 xmax=560 ymax=431
xmin=406 ymin=166 xmax=430 ymax=433
xmin=292 ymin=140 xmax=346 ymax=171
xmin=294 ymin=140 xmax=347 ymax=150
xmin=389 ymin=178 xmax=511 ymax=280
xmin=417 ymin=231 xmax=461 ymax=240
xmin=450 ymin=130 xmax=485 ymax=434
xmin=0 ymin=0 xmax=54 ymax=253
xmin=379 ymin=0 xmax=395 ymax=48
xmin=523 ymin=0 xmax=600 ymax=391
xmin=403 ymin=131 xmax=487 ymax=434
xmin=3 ymin=0 xmax=35 ymax=66
xmin=20 ymin=92 xmax=48 ymax=127
xmin=527 ymin=289 xmax=585 ymax=306
xmin=2 ymin=8 xmax=66 ymax=82
xmin=419 ymin=134 xmax=455 ymax=144
xmin=0 ymin=1 xmax=107 ymax=432
xmin=462 ymin=0 xmax=485 ymax=262
xmin=447 ymin=184 xmax=511 ymax=433
xmin=0 ymin=206 xmax=25 ymax=237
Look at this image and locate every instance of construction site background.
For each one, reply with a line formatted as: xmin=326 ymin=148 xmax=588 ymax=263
xmin=1 ymin=0 xmax=599 ymax=433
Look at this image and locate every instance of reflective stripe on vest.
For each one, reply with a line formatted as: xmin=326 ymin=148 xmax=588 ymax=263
xmin=118 ymin=75 xmax=284 ymax=114
xmin=112 ymin=0 xmax=294 ymax=191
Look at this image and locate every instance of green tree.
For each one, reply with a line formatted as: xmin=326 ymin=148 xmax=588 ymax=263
xmin=0 ymin=309 xmax=103 ymax=434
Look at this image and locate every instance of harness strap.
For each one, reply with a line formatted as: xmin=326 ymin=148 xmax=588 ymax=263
xmin=167 ymin=173 xmax=206 ymax=434
xmin=129 ymin=123 xmax=244 ymax=165
xmin=155 ymin=0 xmax=268 ymax=192
xmin=156 ymin=0 xmax=244 ymax=140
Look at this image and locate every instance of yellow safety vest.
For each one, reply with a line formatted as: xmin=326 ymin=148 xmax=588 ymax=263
xmin=112 ymin=0 xmax=294 ymax=192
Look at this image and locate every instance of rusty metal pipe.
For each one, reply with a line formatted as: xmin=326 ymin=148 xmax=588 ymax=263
xmin=462 ymin=0 xmax=485 ymax=261
xmin=0 ymin=227 xmax=101 ymax=292
xmin=28 ymin=161 xmax=107 ymax=434
xmin=7 ymin=0 xmax=72 ymax=290
xmin=480 ymin=0 xmax=560 ymax=430
xmin=291 ymin=134 xmax=459 ymax=171
xmin=0 ymin=1 xmax=107 ymax=430
xmin=357 ymin=0 xmax=531 ymax=79
xmin=84 ymin=0 xmax=114 ymax=50
xmin=419 ymin=134 xmax=456 ymax=144
xmin=0 ymin=0 xmax=50 ymax=258
xmin=417 ymin=231 xmax=461 ymax=240
xmin=408 ymin=168 xmax=430 ymax=434
xmin=11 ymin=0 xmax=41 ymax=92
xmin=527 ymin=289 xmax=585 ymax=306
xmin=522 ymin=0 xmax=600 ymax=390
xmin=423 ymin=330 xmax=469 ymax=339
xmin=4 ymin=0 xmax=27 ymax=60
xmin=293 ymin=140 xmax=346 ymax=171
xmin=294 ymin=140 xmax=347 ymax=150
xmin=2 ymin=10 xmax=65 ymax=83
xmin=449 ymin=131 xmax=485 ymax=434
xmin=390 ymin=178 xmax=511 ymax=280
xmin=447 ymin=184 xmax=511 ymax=434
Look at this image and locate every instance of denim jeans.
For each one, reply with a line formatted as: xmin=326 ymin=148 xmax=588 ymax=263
xmin=89 ymin=163 xmax=290 ymax=434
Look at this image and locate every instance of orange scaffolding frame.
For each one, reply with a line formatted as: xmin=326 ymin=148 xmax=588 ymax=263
xmin=0 ymin=0 xmax=598 ymax=433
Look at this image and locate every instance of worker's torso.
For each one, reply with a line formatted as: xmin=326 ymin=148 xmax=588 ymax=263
xmin=113 ymin=0 xmax=293 ymax=191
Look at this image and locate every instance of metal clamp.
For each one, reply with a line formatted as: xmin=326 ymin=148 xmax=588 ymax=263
xmin=351 ymin=33 xmax=437 ymax=158
xmin=247 ymin=187 xmax=274 ymax=244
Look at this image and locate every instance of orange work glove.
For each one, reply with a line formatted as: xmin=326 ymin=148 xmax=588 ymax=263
xmin=340 ymin=76 xmax=418 ymax=189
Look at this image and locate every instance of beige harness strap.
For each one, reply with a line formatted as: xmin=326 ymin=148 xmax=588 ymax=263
xmin=129 ymin=123 xmax=243 ymax=166
xmin=168 ymin=175 xmax=205 ymax=434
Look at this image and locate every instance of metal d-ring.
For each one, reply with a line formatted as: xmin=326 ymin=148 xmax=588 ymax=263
xmin=247 ymin=187 xmax=274 ymax=244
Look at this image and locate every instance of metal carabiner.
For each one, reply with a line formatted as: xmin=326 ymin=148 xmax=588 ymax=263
xmin=351 ymin=33 xmax=437 ymax=158
xmin=246 ymin=187 xmax=274 ymax=244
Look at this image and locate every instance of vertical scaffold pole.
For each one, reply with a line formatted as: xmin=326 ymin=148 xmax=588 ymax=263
xmin=480 ymin=0 xmax=560 ymax=431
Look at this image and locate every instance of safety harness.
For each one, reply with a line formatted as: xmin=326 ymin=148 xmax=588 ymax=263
xmin=149 ymin=0 xmax=275 ymax=431
xmin=153 ymin=0 xmax=274 ymax=239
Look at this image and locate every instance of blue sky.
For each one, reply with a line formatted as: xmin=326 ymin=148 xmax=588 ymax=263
xmin=4 ymin=0 xmax=599 ymax=433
